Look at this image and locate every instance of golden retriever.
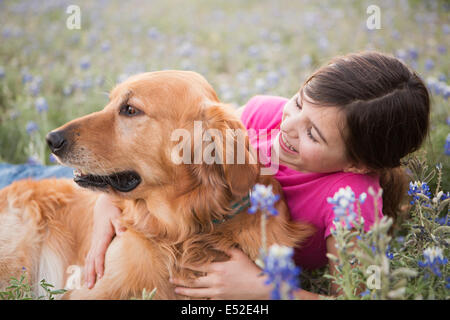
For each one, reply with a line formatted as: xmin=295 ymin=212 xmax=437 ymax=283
xmin=0 ymin=71 xmax=314 ymax=299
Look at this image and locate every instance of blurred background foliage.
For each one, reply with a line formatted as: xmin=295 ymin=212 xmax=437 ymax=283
xmin=0 ymin=0 xmax=448 ymax=189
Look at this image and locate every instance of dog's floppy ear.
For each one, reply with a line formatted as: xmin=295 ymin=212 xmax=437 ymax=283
xmin=194 ymin=103 xmax=259 ymax=196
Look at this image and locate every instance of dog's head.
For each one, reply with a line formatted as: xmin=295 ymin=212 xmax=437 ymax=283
xmin=47 ymin=71 xmax=259 ymax=201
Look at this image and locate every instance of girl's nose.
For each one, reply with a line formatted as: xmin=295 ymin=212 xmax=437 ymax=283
xmin=280 ymin=118 xmax=299 ymax=139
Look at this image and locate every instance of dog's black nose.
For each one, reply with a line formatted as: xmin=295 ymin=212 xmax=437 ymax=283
xmin=46 ymin=131 xmax=67 ymax=155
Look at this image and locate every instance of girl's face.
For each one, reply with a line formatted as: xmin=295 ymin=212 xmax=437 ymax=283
xmin=272 ymin=91 xmax=356 ymax=173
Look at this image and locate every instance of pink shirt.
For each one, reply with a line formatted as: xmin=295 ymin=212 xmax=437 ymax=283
xmin=241 ymin=95 xmax=383 ymax=270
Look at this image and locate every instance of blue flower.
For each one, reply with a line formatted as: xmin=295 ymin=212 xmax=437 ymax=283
xmin=0 ymin=66 xmax=4 ymax=79
xmin=21 ymin=69 xmax=33 ymax=84
xmin=359 ymin=289 xmax=371 ymax=297
xmin=435 ymin=214 xmax=449 ymax=226
xmin=80 ymin=56 xmax=91 ymax=70
xmin=438 ymin=45 xmax=447 ymax=55
xmin=27 ymin=156 xmax=41 ymax=165
xmin=424 ymin=58 xmax=434 ymax=71
xmin=418 ymin=246 xmax=448 ymax=278
xmin=101 ymin=41 xmax=111 ymax=52
xmin=408 ymin=181 xmax=432 ymax=204
xmin=249 ymin=184 xmax=280 ymax=216
xmin=396 ymin=236 xmax=405 ymax=244
xmin=385 ymin=245 xmax=394 ymax=260
xmin=445 ymin=133 xmax=450 ymax=156
xmin=35 ymin=97 xmax=48 ymax=113
xmin=26 ymin=121 xmax=39 ymax=135
xmin=147 ymin=27 xmax=161 ymax=40
xmin=49 ymin=154 xmax=57 ymax=163
xmin=262 ymin=244 xmax=301 ymax=300
xmin=327 ymin=186 xmax=366 ymax=230
xmin=408 ymin=48 xmax=419 ymax=60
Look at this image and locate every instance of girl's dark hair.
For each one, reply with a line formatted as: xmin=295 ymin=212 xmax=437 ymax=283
xmin=302 ymin=51 xmax=430 ymax=221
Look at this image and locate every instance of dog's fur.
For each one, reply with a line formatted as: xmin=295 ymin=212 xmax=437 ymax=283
xmin=0 ymin=71 xmax=314 ymax=299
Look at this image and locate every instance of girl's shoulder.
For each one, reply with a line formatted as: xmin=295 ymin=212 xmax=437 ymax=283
xmin=325 ymin=171 xmax=381 ymax=197
xmin=240 ymin=95 xmax=288 ymax=131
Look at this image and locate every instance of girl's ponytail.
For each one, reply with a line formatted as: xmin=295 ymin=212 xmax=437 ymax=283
xmin=377 ymin=167 xmax=409 ymax=226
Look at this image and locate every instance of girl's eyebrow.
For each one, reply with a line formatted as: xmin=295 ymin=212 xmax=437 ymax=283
xmin=299 ymin=89 xmax=328 ymax=145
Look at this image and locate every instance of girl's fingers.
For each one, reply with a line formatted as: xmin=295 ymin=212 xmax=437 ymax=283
xmin=174 ymin=286 xmax=214 ymax=299
xmin=170 ymin=276 xmax=211 ymax=288
xmin=85 ymin=257 xmax=95 ymax=289
xmin=94 ymin=255 xmax=105 ymax=280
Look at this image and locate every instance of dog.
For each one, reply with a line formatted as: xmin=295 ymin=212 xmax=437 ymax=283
xmin=0 ymin=71 xmax=314 ymax=299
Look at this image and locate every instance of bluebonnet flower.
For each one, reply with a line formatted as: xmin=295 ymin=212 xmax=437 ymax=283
xmin=27 ymin=156 xmax=41 ymax=165
xmin=418 ymin=246 xmax=448 ymax=278
xmin=359 ymin=289 xmax=371 ymax=297
xmin=26 ymin=121 xmax=39 ymax=135
xmin=438 ymin=74 xmax=447 ymax=82
xmin=249 ymin=184 xmax=279 ymax=216
xmin=101 ymin=40 xmax=111 ymax=52
xmin=80 ymin=56 xmax=91 ymax=70
xmin=21 ymin=69 xmax=33 ymax=84
xmin=408 ymin=181 xmax=432 ymax=204
xmin=262 ymin=244 xmax=300 ymax=300
xmin=391 ymin=30 xmax=401 ymax=40
xmin=35 ymin=97 xmax=48 ymax=113
xmin=385 ymin=245 xmax=394 ymax=260
xmin=443 ymin=86 xmax=450 ymax=100
xmin=176 ymin=42 xmax=195 ymax=57
xmin=0 ymin=66 xmax=4 ymax=79
xmin=445 ymin=133 xmax=450 ymax=156
xmin=443 ymin=24 xmax=450 ymax=35
xmin=266 ymin=71 xmax=280 ymax=88
xmin=432 ymin=190 xmax=450 ymax=205
xmin=396 ymin=236 xmax=405 ymax=244
xmin=438 ymin=45 xmax=447 ymax=55
xmin=28 ymin=81 xmax=41 ymax=96
xmin=408 ymin=48 xmax=419 ymax=60
xmin=247 ymin=45 xmax=260 ymax=58
xmin=147 ymin=27 xmax=161 ymax=40
xmin=327 ymin=186 xmax=366 ymax=230
xmin=424 ymin=58 xmax=434 ymax=71
xmin=435 ymin=214 xmax=449 ymax=226
xmin=49 ymin=154 xmax=57 ymax=163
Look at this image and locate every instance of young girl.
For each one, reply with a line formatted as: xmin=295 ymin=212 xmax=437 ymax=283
xmin=84 ymin=51 xmax=430 ymax=299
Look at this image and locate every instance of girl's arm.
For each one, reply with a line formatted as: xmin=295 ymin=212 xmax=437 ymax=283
xmin=84 ymin=194 xmax=125 ymax=289
xmin=171 ymin=236 xmax=342 ymax=300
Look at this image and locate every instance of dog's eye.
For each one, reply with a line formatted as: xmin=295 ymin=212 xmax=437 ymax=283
xmin=119 ymin=105 xmax=141 ymax=117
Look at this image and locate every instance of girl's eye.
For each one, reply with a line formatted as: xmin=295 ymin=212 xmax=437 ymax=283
xmin=295 ymin=98 xmax=302 ymax=110
xmin=119 ymin=105 xmax=141 ymax=117
xmin=307 ymin=128 xmax=318 ymax=142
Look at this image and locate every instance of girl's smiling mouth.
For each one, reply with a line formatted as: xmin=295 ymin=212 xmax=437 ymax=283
xmin=279 ymin=132 xmax=299 ymax=154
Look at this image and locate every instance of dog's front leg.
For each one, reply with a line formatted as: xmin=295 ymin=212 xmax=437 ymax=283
xmin=64 ymin=231 xmax=173 ymax=300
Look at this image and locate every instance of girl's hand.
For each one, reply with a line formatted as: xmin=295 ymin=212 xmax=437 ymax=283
xmin=170 ymin=248 xmax=272 ymax=300
xmin=84 ymin=194 xmax=125 ymax=289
